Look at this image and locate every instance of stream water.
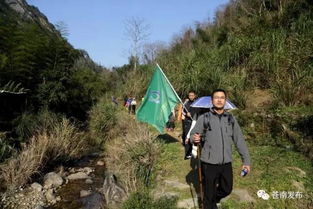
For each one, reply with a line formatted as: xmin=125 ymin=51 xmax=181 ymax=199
xmin=48 ymin=153 xmax=107 ymax=209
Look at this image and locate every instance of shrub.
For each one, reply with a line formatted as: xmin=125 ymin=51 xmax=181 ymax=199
xmin=0 ymin=134 xmax=14 ymax=163
xmin=89 ymin=99 xmax=117 ymax=146
xmin=13 ymin=109 xmax=61 ymax=142
xmin=122 ymin=191 xmax=154 ymax=209
xmin=105 ymin=111 xmax=160 ymax=193
xmin=13 ymin=112 xmax=38 ymax=141
xmin=226 ymin=71 xmax=248 ymax=109
xmin=122 ymin=190 xmax=179 ymax=209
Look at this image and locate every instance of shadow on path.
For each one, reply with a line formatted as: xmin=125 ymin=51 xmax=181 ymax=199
xmin=157 ymin=133 xmax=179 ymax=144
xmin=186 ymin=157 xmax=202 ymax=208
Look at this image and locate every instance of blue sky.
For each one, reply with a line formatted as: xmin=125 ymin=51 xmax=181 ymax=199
xmin=27 ymin=0 xmax=229 ymax=68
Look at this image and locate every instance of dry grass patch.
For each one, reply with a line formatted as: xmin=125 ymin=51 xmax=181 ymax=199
xmin=0 ymin=119 xmax=88 ymax=190
xmin=104 ymin=111 xmax=160 ymax=194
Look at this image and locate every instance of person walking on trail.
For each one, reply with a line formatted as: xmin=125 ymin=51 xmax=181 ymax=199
xmin=126 ymin=96 xmax=132 ymax=114
xmin=130 ymin=97 xmax=137 ymax=114
xmin=123 ymin=95 xmax=128 ymax=107
xmin=182 ymin=90 xmax=198 ymax=160
xmin=190 ymin=89 xmax=251 ymax=209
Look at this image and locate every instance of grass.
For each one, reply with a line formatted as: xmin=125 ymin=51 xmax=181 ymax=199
xmin=122 ymin=189 xmax=180 ymax=209
xmin=229 ymin=144 xmax=313 ymax=209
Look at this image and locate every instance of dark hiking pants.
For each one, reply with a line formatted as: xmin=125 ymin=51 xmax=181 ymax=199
xmin=131 ymin=105 xmax=136 ymax=114
xmin=201 ymin=162 xmax=233 ymax=209
xmin=128 ymin=105 xmax=131 ymax=114
xmin=182 ymin=119 xmax=192 ymax=156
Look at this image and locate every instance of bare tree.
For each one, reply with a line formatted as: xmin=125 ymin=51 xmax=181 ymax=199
xmin=124 ymin=17 xmax=150 ymax=70
xmin=142 ymin=41 xmax=166 ymax=64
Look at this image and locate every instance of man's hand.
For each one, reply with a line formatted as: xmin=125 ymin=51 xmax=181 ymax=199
xmin=186 ymin=112 xmax=192 ymax=118
xmin=185 ymin=138 xmax=189 ymax=145
xmin=241 ymin=165 xmax=251 ymax=175
xmin=193 ymin=133 xmax=201 ymax=144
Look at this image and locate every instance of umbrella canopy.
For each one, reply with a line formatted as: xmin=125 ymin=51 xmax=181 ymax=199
xmin=190 ymin=96 xmax=237 ymax=109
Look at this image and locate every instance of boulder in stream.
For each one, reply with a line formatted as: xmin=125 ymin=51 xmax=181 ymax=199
xmin=45 ymin=189 xmax=56 ymax=204
xmin=67 ymin=171 xmax=90 ymax=180
xmin=81 ymin=192 xmax=106 ymax=209
xmin=101 ymin=172 xmax=126 ymax=204
xmin=31 ymin=182 xmax=43 ymax=192
xmin=44 ymin=172 xmax=64 ymax=189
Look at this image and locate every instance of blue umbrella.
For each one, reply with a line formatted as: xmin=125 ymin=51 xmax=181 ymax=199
xmin=190 ymin=96 xmax=237 ymax=109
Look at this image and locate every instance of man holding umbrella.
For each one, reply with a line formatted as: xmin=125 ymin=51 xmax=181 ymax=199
xmin=190 ymin=89 xmax=251 ymax=209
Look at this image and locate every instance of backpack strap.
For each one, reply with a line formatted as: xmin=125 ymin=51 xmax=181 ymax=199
xmin=202 ymin=111 xmax=235 ymax=138
xmin=227 ymin=113 xmax=235 ymax=129
xmin=203 ymin=111 xmax=234 ymax=132
xmin=199 ymin=112 xmax=211 ymax=146
xmin=203 ymin=112 xmax=212 ymax=134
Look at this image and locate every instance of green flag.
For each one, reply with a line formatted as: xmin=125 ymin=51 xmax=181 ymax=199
xmin=136 ymin=65 xmax=180 ymax=133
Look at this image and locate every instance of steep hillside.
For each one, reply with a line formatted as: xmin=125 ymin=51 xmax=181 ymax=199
xmin=2 ymin=0 xmax=57 ymax=32
xmin=113 ymin=0 xmax=313 ymax=160
xmin=0 ymin=0 xmax=112 ymax=164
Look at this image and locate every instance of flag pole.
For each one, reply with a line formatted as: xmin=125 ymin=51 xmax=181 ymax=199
xmin=156 ymin=63 xmax=190 ymax=114
xmin=156 ymin=63 xmax=183 ymax=104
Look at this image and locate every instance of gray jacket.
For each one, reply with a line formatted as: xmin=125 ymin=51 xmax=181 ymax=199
xmin=190 ymin=109 xmax=251 ymax=165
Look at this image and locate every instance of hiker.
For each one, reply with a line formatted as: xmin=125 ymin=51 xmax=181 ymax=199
xmin=123 ymin=95 xmax=128 ymax=106
xmin=181 ymin=90 xmax=197 ymax=160
xmin=130 ymin=97 xmax=137 ymax=114
xmin=190 ymin=89 xmax=251 ymax=209
xmin=126 ymin=96 xmax=132 ymax=114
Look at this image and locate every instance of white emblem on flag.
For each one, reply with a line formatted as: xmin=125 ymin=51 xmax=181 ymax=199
xmin=149 ymin=90 xmax=160 ymax=104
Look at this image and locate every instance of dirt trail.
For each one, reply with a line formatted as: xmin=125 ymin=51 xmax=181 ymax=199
xmin=156 ymin=129 xmax=201 ymax=209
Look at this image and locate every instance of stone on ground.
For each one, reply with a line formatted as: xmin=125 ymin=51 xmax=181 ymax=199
xmin=224 ymin=188 xmax=256 ymax=203
xmin=44 ymin=172 xmax=63 ymax=189
xmin=164 ymin=179 xmax=190 ymax=189
xmin=80 ymin=190 xmax=92 ymax=198
xmin=67 ymin=172 xmax=90 ymax=180
xmin=31 ymin=182 xmax=43 ymax=192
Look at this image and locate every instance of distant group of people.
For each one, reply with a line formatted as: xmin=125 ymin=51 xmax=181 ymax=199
xmin=110 ymin=95 xmax=137 ymax=115
xmin=124 ymin=96 xmax=137 ymax=114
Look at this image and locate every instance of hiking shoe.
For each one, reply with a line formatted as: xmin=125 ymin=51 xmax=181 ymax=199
xmin=184 ymin=155 xmax=192 ymax=160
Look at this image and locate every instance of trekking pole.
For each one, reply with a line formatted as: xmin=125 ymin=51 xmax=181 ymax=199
xmin=197 ymin=143 xmax=204 ymax=209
